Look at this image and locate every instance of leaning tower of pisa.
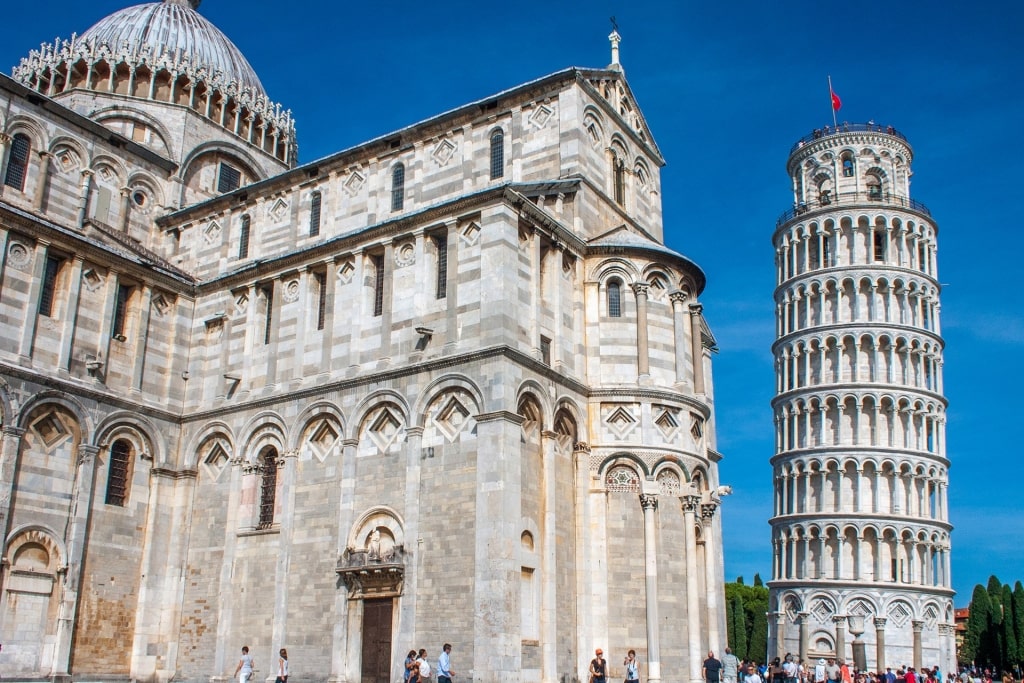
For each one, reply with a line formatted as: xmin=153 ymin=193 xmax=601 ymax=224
xmin=766 ymin=124 xmax=956 ymax=675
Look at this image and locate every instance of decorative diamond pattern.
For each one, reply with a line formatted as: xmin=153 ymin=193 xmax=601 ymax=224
xmin=268 ymin=197 xmax=288 ymax=222
xmin=435 ymin=396 xmax=471 ymax=443
xmin=32 ymin=412 xmax=69 ymax=450
xmin=431 ymin=139 xmax=457 ymax=166
xmin=309 ymin=420 xmax=340 ymax=460
xmin=234 ymin=291 xmax=249 ymax=313
xmin=811 ymin=597 xmax=835 ymax=624
xmin=344 ymin=170 xmax=365 ymax=195
xmin=887 ymin=601 xmax=912 ymax=627
xmin=151 ymin=293 xmax=170 ymax=317
xmin=203 ymin=220 xmax=222 ymax=245
xmin=337 ymin=259 xmax=355 ymax=284
xmin=368 ymin=407 xmax=403 ymax=452
xmin=606 ymin=406 xmax=637 ymax=439
xmin=654 ymin=407 xmax=680 ymax=441
xmin=528 ymin=104 xmax=554 ymax=129
xmin=460 ymin=221 xmax=480 ymax=246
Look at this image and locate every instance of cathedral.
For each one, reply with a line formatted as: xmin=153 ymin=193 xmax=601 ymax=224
xmin=0 ymin=2 xmax=729 ymax=682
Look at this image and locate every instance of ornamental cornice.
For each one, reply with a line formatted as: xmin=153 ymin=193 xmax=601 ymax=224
xmin=767 ymin=579 xmax=955 ymax=599
xmin=787 ymin=130 xmax=913 ymax=172
xmin=773 ymin=199 xmax=937 ymax=241
xmin=773 ymin=323 xmax=945 ymax=354
xmin=769 ymin=514 xmax=954 ymax=535
xmin=774 ymin=265 xmax=941 ymax=295
xmin=770 ymin=446 xmax=951 ymax=471
xmin=771 ymin=386 xmax=948 ymax=412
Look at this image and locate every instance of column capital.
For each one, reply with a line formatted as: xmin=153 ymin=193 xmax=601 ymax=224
xmin=0 ymin=132 xmax=11 ymax=144
xmin=873 ymin=617 xmax=888 ymax=629
xmin=688 ymin=302 xmax=703 ymax=315
xmin=573 ymin=441 xmax=591 ymax=454
xmin=669 ymin=289 xmax=689 ymax=305
xmin=832 ymin=614 xmax=847 ymax=625
xmin=631 ymin=281 xmax=649 ymax=297
xmin=3 ymin=426 xmax=26 ymax=438
xmin=77 ymin=443 xmax=100 ymax=465
xmin=681 ymin=494 xmax=700 ymax=512
xmin=700 ymin=502 xmax=718 ymax=520
xmin=639 ymin=493 xmax=658 ymax=511
xmin=911 ymin=620 xmax=924 ymax=632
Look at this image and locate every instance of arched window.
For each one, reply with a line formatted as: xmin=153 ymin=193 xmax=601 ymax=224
xmin=4 ymin=133 xmax=31 ymax=191
xmin=105 ymin=439 xmax=132 ymax=506
xmin=391 ymin=164 xmax=405 ymax=212
xmin=238 ymin=214 xmax=251 ymax=259
xmin=607 ymin=280 xmax=622 ymax=317
xmin=873 ymin=228 xmax=887 ymax=262
xmin=867 ymin=174 xmax=883 ymax=200
xmin=842 ymin=156 xmax=854 ymax=177
xmin=309 ymin=190 xmax=322 ymax=237
xmin=490 ymin=129 xmax=504 ymax=179
xmin=612 ymin=154 xmax=626 ymax=206
xmin=257 ymin=447 xmax=278 ymax=529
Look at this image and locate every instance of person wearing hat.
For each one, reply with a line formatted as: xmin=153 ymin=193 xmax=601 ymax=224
xmin=590 ymin=649 xmax=607 ymax=683
xmin=815 ymin=659 xmax=828 ymax=683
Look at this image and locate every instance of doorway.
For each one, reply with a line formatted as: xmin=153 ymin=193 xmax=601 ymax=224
xmin=361 ymin=598 xmax=393 ymax=683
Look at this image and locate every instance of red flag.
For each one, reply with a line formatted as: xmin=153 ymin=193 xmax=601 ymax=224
xmin=831 ymin=90 xmax=842 ymax=111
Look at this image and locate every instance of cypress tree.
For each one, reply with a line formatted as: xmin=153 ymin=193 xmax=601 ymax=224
xmin=728 ymin=595 xmax=738 ymax=655
xmin=748 ymin=609 xmax=769 ymax=665
xmin=1001 ymin=584 xmax=1017 ymax=667
xmin=754 ymin=573 xmax=764 ymax=587
xmin=964 ymin=584 xmax=991 ymax=665
xmin=1014 ymin=582 xmax=1024 ymax=669
xmin=732 ymin=594 xmax=749 ymax=660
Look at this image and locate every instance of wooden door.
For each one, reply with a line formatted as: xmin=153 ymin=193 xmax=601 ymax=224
xmin=361 ymin=599 xmax=393 ymax=683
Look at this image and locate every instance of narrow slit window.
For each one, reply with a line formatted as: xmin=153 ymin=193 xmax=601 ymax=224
xmin=490 ymin=129 xmax=504 ymax=179
xmin=38 ymin=255 xmax=63 ymax=318
xmin=372 ymin=254 xmax=385 ymax=317
xmin=309 ymin=190 xmax=322 ymax=237
xmin=434 ymin=233 xmax=448 ymax=299
xmin=540 ymin=336 xmax=551 ymax=365
xmin=873 ymin=229 xmax=886 ymax=262
xmin=105 ymin=439 xmax=131 ymax=506
xmin=112 ymin=283 xmax=132 ymax=340
xmin=257 ymin=448 xmax=277 ymax=529
xmin=238 ymin=214 xmax=251 ymax=259
xmin=3 ymin=133 xmax=31 ymax=191
xmin=261 ymin=284 xmax=274 ymax=345
xmin=315 ymin=271 xmax=327 ymax=331
xmin=608 ymin=280 xmax=622 ymax=317
xmin=391 ymin=164 xmax=405 ymax=212
xmin=613 ymin=156 xmax=625 ymax=206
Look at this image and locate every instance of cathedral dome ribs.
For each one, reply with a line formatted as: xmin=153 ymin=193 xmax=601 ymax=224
xmin=11 ymin=0 xmax=295 ymax=164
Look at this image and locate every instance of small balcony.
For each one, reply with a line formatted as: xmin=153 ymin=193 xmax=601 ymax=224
xmin=789 ymin=122 xmax=908 ymax=154
xmin=776 ymin=191 xmax=932 ymax=229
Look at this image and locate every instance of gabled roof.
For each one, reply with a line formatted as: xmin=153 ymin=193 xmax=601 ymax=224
xmin=575 ymin=68 xmax=664 ymax=164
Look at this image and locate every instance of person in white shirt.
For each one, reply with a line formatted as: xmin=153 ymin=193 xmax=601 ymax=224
xmin=417 ymin=649 xmax=432 ymax=683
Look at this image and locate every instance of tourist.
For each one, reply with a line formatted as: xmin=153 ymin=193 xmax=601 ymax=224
xmin=233 ymin=646 xmax=254 ymax=683
xmin=624 ymin=649 xmax=640 ymax=683
xmin=275 ymin=648 xmax=289 ymax=683
xmin=590 ymin=648 xmax=607 ymax=683
xmin=723 ymin=647 xmax=741 ymax=683
xmin=417 ymin=649 xmax=432 ymax=683
xmin=771 ymin=658 xmax=784 ymax=683
xmin=746 ymin=664 xmax=765 ymax=683
xmin=704 ymin=651 xmax=724 ymax=683
xmin=826 ymin=658 xmax=840 ymax=683
xmin=815 ymin=659 xmax=828 ymax=683
xmin=405 ymin=650 xmax=419 ymax=683
xmin=438 ymin=644 xmax=454 ymax=683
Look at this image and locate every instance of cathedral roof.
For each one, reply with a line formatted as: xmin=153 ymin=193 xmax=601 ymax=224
xmin=75 ymin=0 xmax=265 ymax=96
xmin=589 ymin=225 xmax=706 ymax=293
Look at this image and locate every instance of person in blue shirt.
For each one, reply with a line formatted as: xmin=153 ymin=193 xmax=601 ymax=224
xmin=438 ymin=643 xmax=455 ymax=683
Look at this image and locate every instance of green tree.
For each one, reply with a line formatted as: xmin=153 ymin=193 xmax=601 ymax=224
xmin=748 ymin=608 xmax=769 ymax=664
xmin=730 ymin=594 xmax=748 ymax=660
xmin=1014 ymin=582 xmax=1024 ymax=668
xmin=1001 ymin=583 xmax=1017 ymax=666
xmin=964 ymin=583 xmax=991 ymax=665
xmin=754 ymin=573 xmax=764 ymax=588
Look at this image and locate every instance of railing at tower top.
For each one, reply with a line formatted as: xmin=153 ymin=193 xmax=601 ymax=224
xmin=776 ymin=191 xmax=932 ymax=229
xmin=790 ymin=122 xmax=909 ymax=154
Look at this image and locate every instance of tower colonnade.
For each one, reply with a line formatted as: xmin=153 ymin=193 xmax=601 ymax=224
xmin=767 ymin=124 xmax=954 ymax=675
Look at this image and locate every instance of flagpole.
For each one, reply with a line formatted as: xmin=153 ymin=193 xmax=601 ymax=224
xmin=827 ymin=74 xmax=835 ymax=129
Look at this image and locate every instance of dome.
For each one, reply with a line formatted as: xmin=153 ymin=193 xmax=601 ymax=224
xmin=75 ymin=0 xmax=265 ymax=96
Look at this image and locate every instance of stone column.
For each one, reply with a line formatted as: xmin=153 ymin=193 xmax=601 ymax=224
xmin=443 ymin=221 xmax=458 ymax=353
xmin=798 ymin=612 xmax=810 ymax=665
xmin=873 ymin=618 xmax=887 ymax=670
xmin=51 ymin=443 xmax=99 ymax=679
xmin=293 ymin=267 xmax=309 ymax=381
xmin=689 ymin=304 xmax=706 ymax=394
xmin=76 ymin=168 xmax=94 ymax=227
xmin=541 ymin=430 xmax=559 ymax=683
xmin=33 ymin=151 xmax=52 ymax=211
xmin=18 ymin=239 xmax=50 ymax=362
xmin=329 ymin=439 xmax=359 ymax=683
xmin=640 ymin=494 xmax=662 ymax=683
xmin=670 ymin=290 xmax=690 ymax=387
xmin=0 ymin=426 xmax=26 ymax=538
xmin=529 ymin=228 xmax=541 ymax=356
xmin=632 ymin=282 xmax=650 ymax=380
xmin=473 ymin=411 xmax=524 ymax=683
xmin=833 ymin=614 xmax=846 ymax=661
xmin=119 ymin=186 xmax=132 ymax=231
xmin=57 ymin=256 xmax=84 ymax=374
xmin=0 ymin=133 xmax=10 ymax=199
xmin=911 ymin=620 xmax=923 ymax=670
xmin=702 ymin=502 xmax=722 ymax=654
xmin=774 ymin=612 xmax=786 ymax=660
xmin=682 ymin=495 xmax=702 ymax=683
xmin=271 ymin=449 xmax=299 ymax=668
xmin=131 ymin=285 xmax=153 ymax=392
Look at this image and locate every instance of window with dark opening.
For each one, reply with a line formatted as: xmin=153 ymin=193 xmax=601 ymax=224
xmin=105 ymin=439 xmax=131 ymax=506
xmin=391 ymin=164 xmax=405 ymax=212
xmin=3 ymin=133 xmax=31 ymax=191
xmin=39 ymin=255 xmax=63 ymax=318
xmin=842 ymin=157 xmax=854 ymax=177
xmin=238 ymin=214 xmax=251 ymax=259
xmin=434 ymin=232 xmax=448 ymax=299
xmin=261 ymin=284 xmax=274 ymax=345
xmin=309 ymin=190 xmax=322 ymax=237
xmin=372 ymin=254 xmax=385 ymax=317
xmin=873 ymin=229 xmax=886 ymax=262
xmin=490 ymin=129 xmax=504 ymax=179
xmin=257 ymin=448 xmax=277 ymax=529
xmin=608 ymin=280 xmax=622 ymax=317
xmin=112 ymin=283 xmax=131 ymax=340
xmin=613 ymin=155 xmax=625 ymax=206
xmin=217 ymin=162 xmax=241 ymax=193
xmin=315 ymin=271 xmax=327 ymax=331
xmin=540 ymin=336 xmax=551 ymax=365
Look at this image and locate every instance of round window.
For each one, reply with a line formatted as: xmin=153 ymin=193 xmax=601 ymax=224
xmin=132 ymin=190 xmax=147 ymax=207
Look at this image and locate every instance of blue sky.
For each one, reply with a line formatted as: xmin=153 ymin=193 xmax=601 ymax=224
xmin=5 ymin=1 xmax=1021 ymax=601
